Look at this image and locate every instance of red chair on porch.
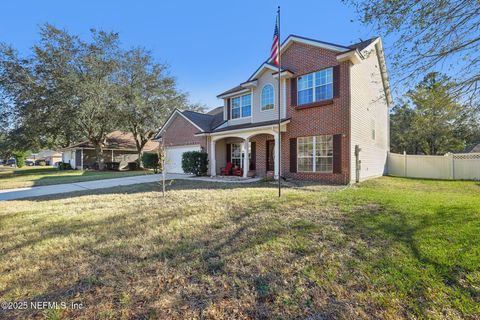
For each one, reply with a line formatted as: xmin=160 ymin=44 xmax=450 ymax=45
xmin=220 ymin=162 xmax=233 ymax=176
xmin=233 ymin=167 xmax=243 ymax=177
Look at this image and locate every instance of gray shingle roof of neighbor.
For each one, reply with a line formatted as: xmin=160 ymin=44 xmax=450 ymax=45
xmin=206 ymin=106 xmax=223 ymax=115
xmin=462 ymin=142 xmax=480 ymax=153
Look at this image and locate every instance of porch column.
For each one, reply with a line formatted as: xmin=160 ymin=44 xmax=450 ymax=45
xmin=210 ymin=140 xmax=216 ymax=176
xmin=243 ymin=138 xmax=249 ymax=178
xmin=274 ymin=132 xmax=279 ymax=180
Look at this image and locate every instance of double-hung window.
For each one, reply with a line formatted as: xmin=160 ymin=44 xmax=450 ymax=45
xmin=297 ymin=135 xmax=333 ymax=173
xmin=231 ymin=94 xmax=251 ymax=119
xmin=297 ymin=68 xmax=333 ymax=105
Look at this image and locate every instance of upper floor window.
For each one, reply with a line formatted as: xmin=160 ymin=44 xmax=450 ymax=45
xmin=261 ymin=84 xmax=274 ymax=111
xmin=297 ymin=68 xmax=333 ymax=105
xmin=231 ymin=94 xmax=251 ymax=119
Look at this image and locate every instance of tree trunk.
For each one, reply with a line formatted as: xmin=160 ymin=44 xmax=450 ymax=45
xmin=94 ymin=144 xmax=105 ymax=170
xmin=137 ymin=150 xmax=144 ymax=168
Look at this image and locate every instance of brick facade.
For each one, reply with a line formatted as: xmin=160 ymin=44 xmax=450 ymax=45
xmin=281 ymin=42 xmax=351 ymax=184
xmin=249 ymin=133 xmax=274 ymax=177
xmin=161 ymin=42 xmax=352 ymax=184
xmin=162 ymin=113 xmax=208 ymax=150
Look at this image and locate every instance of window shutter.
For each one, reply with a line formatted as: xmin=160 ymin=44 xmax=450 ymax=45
xmin=226 ymin=99 xmax=231 ymax=120
xmin=333 ymin=65 xmax=340 ymax=99
xmin=226 ymin=143 xmax=231 ymax=163
xmin=333 ymin=134 xmax=342 ymax=173
xmin=250 ymin=142 xmax=256 ymax=170
xmin=289 ymin=138 xmax=297 ymax=173
xmin=290 ymin=78 xmax=297 ymax=107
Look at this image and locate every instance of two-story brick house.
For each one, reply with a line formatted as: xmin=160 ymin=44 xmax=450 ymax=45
xmin=156 ymin=35 xmax=392 ymax=184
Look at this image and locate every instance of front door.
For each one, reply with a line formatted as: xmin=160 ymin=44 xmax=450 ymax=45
xmin=266 ymin=140 xmax=275 ymax=171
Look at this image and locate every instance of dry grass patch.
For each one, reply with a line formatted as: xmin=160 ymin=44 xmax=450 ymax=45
xmin=0 ymin=178 xmax=478 ymax=319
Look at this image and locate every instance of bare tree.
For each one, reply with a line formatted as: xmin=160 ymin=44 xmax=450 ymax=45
xmin=344 ymin=0 xmax=480 ymax=104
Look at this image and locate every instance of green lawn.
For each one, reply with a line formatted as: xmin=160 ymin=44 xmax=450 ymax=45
xmin=0 ymin=177 xmax=478 ymax=319
xmin=0 ymin=166 xmax=153 ymax=190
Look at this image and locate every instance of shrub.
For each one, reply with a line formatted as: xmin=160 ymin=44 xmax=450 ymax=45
xmin=37 ymin=160 xmax=46 ymax=166
xmin=142 ymin=152 xmax=160 ymax=173
xmin=58 ymin=162 xmax=72 ymax=170
xmin=128 ymin=162 xmax=138 ymax=171
xmin=12 ymin=151 xmax=28 ymax=168
xmin=181 ymin=151 xmax=208 ymax=176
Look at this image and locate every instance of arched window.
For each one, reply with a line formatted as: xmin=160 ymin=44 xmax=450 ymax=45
xmin=261 ymin=84 xmax=274 ymax=111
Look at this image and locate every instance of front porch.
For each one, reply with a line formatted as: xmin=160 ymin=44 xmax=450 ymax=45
xmin=209 ymin=122 xmax=288 ymax=179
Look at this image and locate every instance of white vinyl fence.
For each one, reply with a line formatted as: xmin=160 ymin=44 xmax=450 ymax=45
xmin=387 ymin=152 xmax=480 ymax=180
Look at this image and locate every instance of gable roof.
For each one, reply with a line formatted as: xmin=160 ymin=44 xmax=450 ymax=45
xmin=349 ymin=37 xmax=378 ymax=52
xmin=65 ymin=131 xmax=159 ymax=151
xmin=462 ymin=142 xmax=480 ymax=153
xmin=182 ymin=110 xmax=217 ymax=132
xmin=155 ymin=108 xmax=225 ymax=139
xmin=218 ymin=34 xmax=382 ymax=99
xmin=207 ymin=106 xmax=223 ymax=115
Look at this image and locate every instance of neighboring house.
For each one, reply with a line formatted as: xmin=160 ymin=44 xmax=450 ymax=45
xmin=462 ymin=143 xmax=480 ymax=154
xmin=62 ymin=131 xmax=159 ymax=170
xmin=30 ymin=150 xmax=63 ymax=165
xmin=157 ymin=35 xmax=392 ymax=184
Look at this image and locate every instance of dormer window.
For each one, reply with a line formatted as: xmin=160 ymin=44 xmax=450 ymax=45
xmin=261 ymin=84 xmax=274 ymax=111
xmin=297 ymin=68 xmax=333 ymax=105
xmin=231 ymin=94 xmax=251 ymax=119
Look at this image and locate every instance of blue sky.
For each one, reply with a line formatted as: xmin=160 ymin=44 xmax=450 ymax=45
xmin=0 ymin=0 xmax=378 ymax=110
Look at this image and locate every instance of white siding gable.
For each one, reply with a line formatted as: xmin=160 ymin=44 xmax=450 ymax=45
xmin=350 ymin=44 xmax=390 ymax=182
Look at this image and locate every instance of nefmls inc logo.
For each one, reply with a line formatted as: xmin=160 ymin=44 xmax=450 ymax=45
xmin=30 ymin=301 xmax=68 ymax=309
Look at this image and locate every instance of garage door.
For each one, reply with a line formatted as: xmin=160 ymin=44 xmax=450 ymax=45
xmin=165 ymin=145 xmax=202 ymax=173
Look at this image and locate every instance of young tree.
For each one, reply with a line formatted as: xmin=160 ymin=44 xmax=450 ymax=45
xmin=344 ymin=0 xmax=480 ymax=103
xmin=117 ymin=48 xmax=187 ymax=166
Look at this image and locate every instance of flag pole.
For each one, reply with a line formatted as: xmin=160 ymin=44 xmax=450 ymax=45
xmin=277 ymin=6 xmax=281 ymax=197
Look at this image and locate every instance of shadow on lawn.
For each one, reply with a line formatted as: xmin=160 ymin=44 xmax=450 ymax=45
xmin=342 ymin=202 xmax=480 ymax=317
xmin=1 ymin=185 xmax=318 ymax=319
xmin=13 ymin=179 xmax=280 ymax=202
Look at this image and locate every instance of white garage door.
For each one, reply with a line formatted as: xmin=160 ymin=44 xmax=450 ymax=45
xmin=165 ymin=145 xmax=202 ymax=173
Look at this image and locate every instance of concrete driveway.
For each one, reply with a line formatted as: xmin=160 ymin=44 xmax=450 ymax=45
xmin=0 ymin=173 xmax=192 ymax=200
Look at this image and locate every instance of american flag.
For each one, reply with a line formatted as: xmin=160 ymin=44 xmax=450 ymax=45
xmin=270 ymin=18 xmax=280 ymax=66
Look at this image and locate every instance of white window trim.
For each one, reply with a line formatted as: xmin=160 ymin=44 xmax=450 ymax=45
xmin=231 ymin=93 xmax=252 ymax=119
xmin=297 ymin=68 xmax=333 ymax=106
xmin=297 ymin=135 xmax=333 ymax=173
xmin=231 ymin=143 xmax=242 ymax=168
xmin=260 ymin=83 xmax=275 ymax=112
xmin=230 ymin=142 xmax=251 ymax=168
